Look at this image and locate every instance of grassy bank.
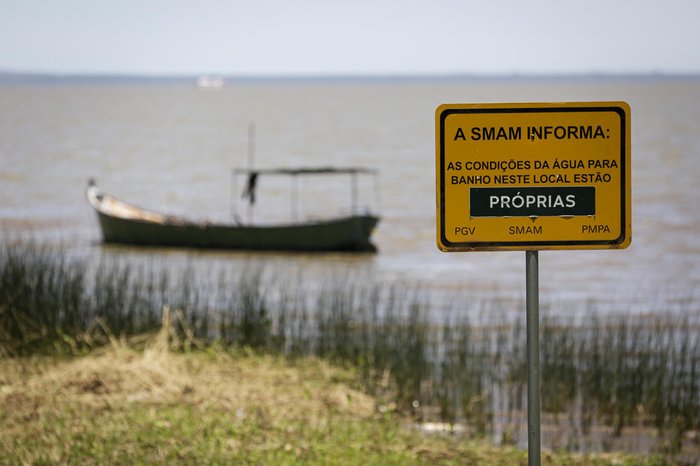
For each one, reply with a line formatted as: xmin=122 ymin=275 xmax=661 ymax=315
xmin=1 ymin=240 xmax=699 ymax=458
xmin=0 ymin=329 xmax=669 ymax=465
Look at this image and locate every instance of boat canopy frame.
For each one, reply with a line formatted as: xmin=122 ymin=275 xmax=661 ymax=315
xmin=231 ymin=167 xmax=380 ymax=225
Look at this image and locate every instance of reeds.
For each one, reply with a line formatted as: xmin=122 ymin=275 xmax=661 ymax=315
xmin=1 ymin=240 xmax=698 ymax=453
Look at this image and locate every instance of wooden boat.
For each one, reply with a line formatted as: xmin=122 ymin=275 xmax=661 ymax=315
xmin=86 ymin=168 xmax=380 ymax=252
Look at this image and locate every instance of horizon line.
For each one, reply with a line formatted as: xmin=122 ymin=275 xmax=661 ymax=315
xmin=1 ymin=69 xmax=699 ymax=85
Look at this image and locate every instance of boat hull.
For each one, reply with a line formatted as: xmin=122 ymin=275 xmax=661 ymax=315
xmin=93 ymin=208 xmax=379 ymax=252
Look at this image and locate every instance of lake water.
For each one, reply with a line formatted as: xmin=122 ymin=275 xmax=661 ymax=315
xmin=1 ymin=77 xmax=699 ymax=318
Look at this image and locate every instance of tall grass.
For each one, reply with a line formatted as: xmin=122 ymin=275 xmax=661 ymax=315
xmin=1 ymin=240 xmax=698 ymax=454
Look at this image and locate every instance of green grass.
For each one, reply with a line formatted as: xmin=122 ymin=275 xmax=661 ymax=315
xmin=0 ymin=344 xmax=671 ymax=466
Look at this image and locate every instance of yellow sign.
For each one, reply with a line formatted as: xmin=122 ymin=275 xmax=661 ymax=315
xmin=436 ymin=102 xmax=631 ymax=251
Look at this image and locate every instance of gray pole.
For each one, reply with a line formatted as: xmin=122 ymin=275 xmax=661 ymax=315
xmin=231 ymin=170 xmax=237 ymax=221
xmin=351 ymin=172 xmax=358 ymax=215
xmin=247 ymin=122 xmax=255 ymax=224
xmin=248 ymin=122 xmax=255 ymax=171
xmin=526 ymin=250 xmax=541 ymax=465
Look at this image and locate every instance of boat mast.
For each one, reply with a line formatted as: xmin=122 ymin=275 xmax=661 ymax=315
xmin=231 ymin=170 xmax=237 ymax=222
xmin=231 ymin=122 xmax=257 ymax=225
xmin=351 ymin=171 xmax=358 ymax=215
xmin=291 ymin=173 xmax=299 ymax=221
xmin=247 ymin=122 xmax=255 ymax=224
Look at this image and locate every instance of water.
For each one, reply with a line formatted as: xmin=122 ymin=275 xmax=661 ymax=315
xmin=1 ymin=77 xmax=699 ymax=317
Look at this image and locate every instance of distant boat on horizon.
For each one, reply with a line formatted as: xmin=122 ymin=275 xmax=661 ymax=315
xmin=196 ymin=76 xmax=225 ymax=89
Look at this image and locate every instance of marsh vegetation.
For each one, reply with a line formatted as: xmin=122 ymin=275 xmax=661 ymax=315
xmin=1 ymin=240 xmax=698 ymax=458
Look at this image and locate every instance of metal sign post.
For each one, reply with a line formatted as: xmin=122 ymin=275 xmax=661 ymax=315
xmin=434 ymin=102 xmax=631 ymax=465
xmin=526 ymin=250 xmax=541 ymax=465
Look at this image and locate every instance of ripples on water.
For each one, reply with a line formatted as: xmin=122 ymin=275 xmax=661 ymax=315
xmin=0 ymin=77 xmax=698 ymax=318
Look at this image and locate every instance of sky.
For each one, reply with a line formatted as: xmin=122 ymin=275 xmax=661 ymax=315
xmin=1 ymin=0 xmax=699 ymax=76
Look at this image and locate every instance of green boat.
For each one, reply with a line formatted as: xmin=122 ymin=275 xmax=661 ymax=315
xmin=87 ymin=168 xmax=380 ymax=252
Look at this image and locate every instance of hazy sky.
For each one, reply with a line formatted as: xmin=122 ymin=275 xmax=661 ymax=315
xmin=1 ymin=0 xmax=698 ymax=76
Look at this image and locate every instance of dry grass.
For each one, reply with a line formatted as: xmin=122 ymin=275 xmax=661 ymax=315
xmin=0 ymin=325 xmax=375 ymax=425
xmin=0 ymin=321 xmax=674 ymax=465
xmin=0 ymin=319 xmax=382 ymax=465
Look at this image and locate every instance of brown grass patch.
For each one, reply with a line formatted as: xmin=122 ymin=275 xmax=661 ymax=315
xmin=0 ymin=341 xmax=375 ymax=426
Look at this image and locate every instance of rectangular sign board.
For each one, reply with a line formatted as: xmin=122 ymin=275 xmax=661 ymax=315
xmin=436 ymin=102 xmax=631 ymax=251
